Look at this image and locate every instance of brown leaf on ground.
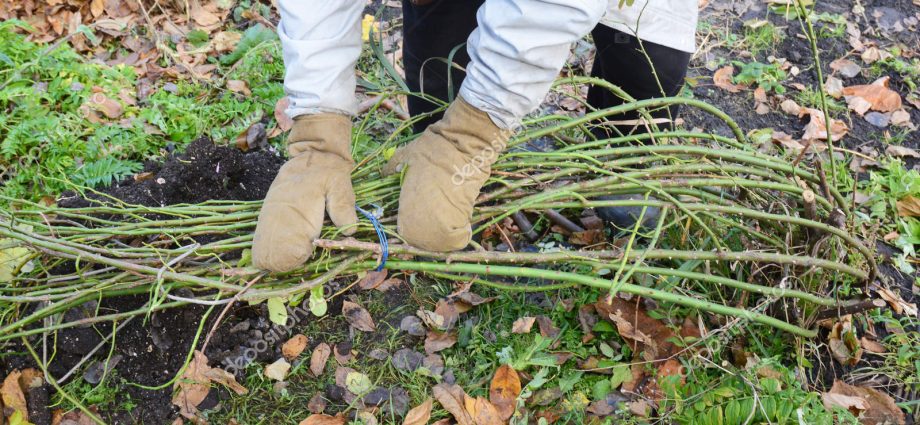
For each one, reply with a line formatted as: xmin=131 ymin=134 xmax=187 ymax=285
xmin=424 ymin=330 xmax=457 ymax=354
xmin=890 ymin=110 xmax=913 ymax=128
xmin=211 ymin=30 xmax=243 ymax=52
xmin=402 ymin=398 xmax=433 ymax=425
xmin=2 ymin=370 xmax=28 ymax=422
xmin=173 ymin=350 xmax=240 ymax=419
xmin=830 ymin=58 xmax=862 ymax=78
xmin=713 ymin=65 xmax=742 ymax=93
xmin=877 ymin=287 xmax=918 ymax=316
xmin=860 ymin=337 xmax=887 ymax=354
xmin=310 ymin=343 xmax=332 ymax=377
xmin=226 ymin=79 xmax=251 ymax=96
xmin=595 ymin=297 xmax=700 ymax=362
xmin=299 ymin=414 xmax=347 ymax=425
xmin=87 ymin=92 xmax=123 ymax=119
xmin=433 ymin=299 xmax=468 ymax=330
xmin=824 ymin=76 xmax=844 ymax=98
xmin=264 ymin=358 xmax=291 ymax=381
xmin=780 ymin=99 xmax=803 ymax=116
xmin=886 ymin=145 xmax=920 ymax=158
xmin=464 ymin=396 xmax=504 ymax=425
xmin=433 ymin=383 xmax=474 ymax=425
xmin=753 ymin=87 xmax=768 ymax=102
xmin=511 ymin=316 xmax=536 ymax=334
xmin=828 ymin=315 xmax=862 ymax=366
xmin=333 ymin=343 xmax=353 ymax=364
xmin=822 ymin=380 xmax=905 ymax=425
xmin=342 ymin=301 xmax=376 ymax=332
xmin=536 ymin=315 xmax=561 ymax=339
xmin=897 ymin=196 xmax=920 ymax=218
xmin=202 ymin=367 xmax=247 ymax=395
xmin=282 ymin=334 xmax=308 ymax=360
xmin=358 ymin=270 xmax=388 ymax=290
xmin=489 ymin=365 xmax=521 ymax=420
xmin=308 ymin=392 xmax=327 ymax=414
xmin=842 ymin=77 xmax=903 ymax=113
xmin=802 ymin=108 xmax=848 ymax=142
xmin=190 ymin=2 xmax=220 ymax=27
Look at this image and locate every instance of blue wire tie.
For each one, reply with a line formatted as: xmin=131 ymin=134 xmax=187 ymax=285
xmin=355 ymin=204 xmax=388 ymax=271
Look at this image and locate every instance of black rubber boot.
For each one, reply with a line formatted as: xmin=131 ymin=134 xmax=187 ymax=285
xmin=586 ymin=26 xmax=691 ymax=229
xmin=402 ymin=0 xmax=483 ymax=134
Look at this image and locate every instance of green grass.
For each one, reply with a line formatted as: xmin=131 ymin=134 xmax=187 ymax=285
xmin=0 ymin=20 xmax=285 ymax=202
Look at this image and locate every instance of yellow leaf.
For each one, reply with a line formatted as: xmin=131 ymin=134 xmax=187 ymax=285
xmin=361 ymin=14 xmax=377 ymax=42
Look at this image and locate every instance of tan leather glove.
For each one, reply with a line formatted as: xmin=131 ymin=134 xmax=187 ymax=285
xmin=383 ymin=97 xmax=510 ymax=251
xmin=253 ymin=114 xmax=358 ymax=272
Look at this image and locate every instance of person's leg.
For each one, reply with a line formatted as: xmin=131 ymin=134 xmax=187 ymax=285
xmin=586 ymin=24 xmax=691 ymax=138
xmin=402 ymin=0 xmax=483 ymax=133
xmin=587 ymin=25 xmax=692 ymax=229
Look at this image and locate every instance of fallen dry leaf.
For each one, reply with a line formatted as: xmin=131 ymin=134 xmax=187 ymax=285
xmin=877 ymin=287 xmax=918 ymax=316
xmin=358 ymin=270 xmax=388 ymax=290
xmin=829 ymin=315 xmax=862 ymax=366
xmin=860 ymin=337 xmax=887 ymax=354
xmin=897 ymin=196 xmax=920 ymax=218
xmin=2 ymin=370 xmax=28 ymax=422
xmin=190 ymin=3 xmax=220 ymax=27
xmin=780 ymin=99 xmax=803 ymax=116
xmin=842 ymin=77 xmax=903 ymax=113
xmin=802 ymin=108 xmax=849 ymax=142
xmin=424 ymin=330 xmax=457 ymax=354
xmin=172 ymin=351 xmax=245 ymax=419
xmin=712 ymin=65 xmax=744 ymax=93
xmin=342 ymin=300 xmax=376 ymax=332
xmin=333 ymin=343 xmax=353 ymax=364
xmin=595 ymin=297 xmax=701 ymax=362
xmin=886 ymin=145 xmax=920 ymax=158
xmin=310 ymin=343 xmax=332 ymax=377
xmin=890 ymin=110 xmax=912 ymax=128
xmin=511 ymin=316 xmax=536 ymax=334
xmin=403 ymin=398 xmax=433 ymax=425
xmin=830 ymin=58 xmax=862 ymax=78
xmin=536 ymin=315 xmax=560 ymax=339
xmin=227 ymin=79 xmax=251 ymax=96
xmin=822 ymin=380 xmax=905 ymax=425
xmin=464 ymin=396 xmax=504 ymax=425
xmin=713 ymin=65 xmax=743 ymax=93
xmin=824 ymin=76 xmax=844 ymax=98
xmin=211 ymin=30 xmax=243 ymax=52
xmin=264 ymin=358 xmax=291 ymax=381
xmin=87 ymin=92 xmax=123 ymax=119
xmin=489 ymin=365 xmax=521 ymax=421
xmin=433 ymin=383 xmax=474 ymax=425
xmin=299 ymin=413 xmax=347 ymax=425
xmin=282 ymin=334 xmax=308 ymax=360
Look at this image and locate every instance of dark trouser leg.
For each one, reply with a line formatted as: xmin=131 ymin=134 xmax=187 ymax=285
xmin=587 ymin=26 xmax=692 ymax=229
xmin=402 ymin=0 xmax=483 ymax=134
xmin=586 ymin=25 xmax=691 ymax=139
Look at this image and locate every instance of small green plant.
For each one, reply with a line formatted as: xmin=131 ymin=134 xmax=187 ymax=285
xmin=732 ymin=61 xmax=787 ymax=94
xmin=810 ymin=12 xmax=846 ymax=39
xmin=740 ymin=20 xmax=784 ymax=57
xmin=860 ymin=160 xmax=920 ymax=273
xmin=869 ymin=55 xmax=920 ymax=92
xmin=659 ymin=359 xmax=858 ymax=425
xmin=794 ymin=85 xmax=846 ymax=115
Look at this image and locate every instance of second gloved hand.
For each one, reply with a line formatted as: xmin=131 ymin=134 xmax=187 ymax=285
xmin=383 ymin=97 xmax=510 ymax=251
xmin=252 ymin=114 xmax=358 ymax=272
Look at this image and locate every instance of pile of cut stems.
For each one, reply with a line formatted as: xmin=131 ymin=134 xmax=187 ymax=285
xmin=0 ymin=78 xmax=873 ymax=340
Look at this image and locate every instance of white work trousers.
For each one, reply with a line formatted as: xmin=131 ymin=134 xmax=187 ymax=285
xmin=278 ymin=0 xmax=697 ymax=129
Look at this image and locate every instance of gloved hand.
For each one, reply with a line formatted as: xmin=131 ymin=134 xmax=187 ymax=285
xmin=383 ymin=97 xmax=510 ymax=251
xmin=252 ymin=114 xmax=358 ymax=272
